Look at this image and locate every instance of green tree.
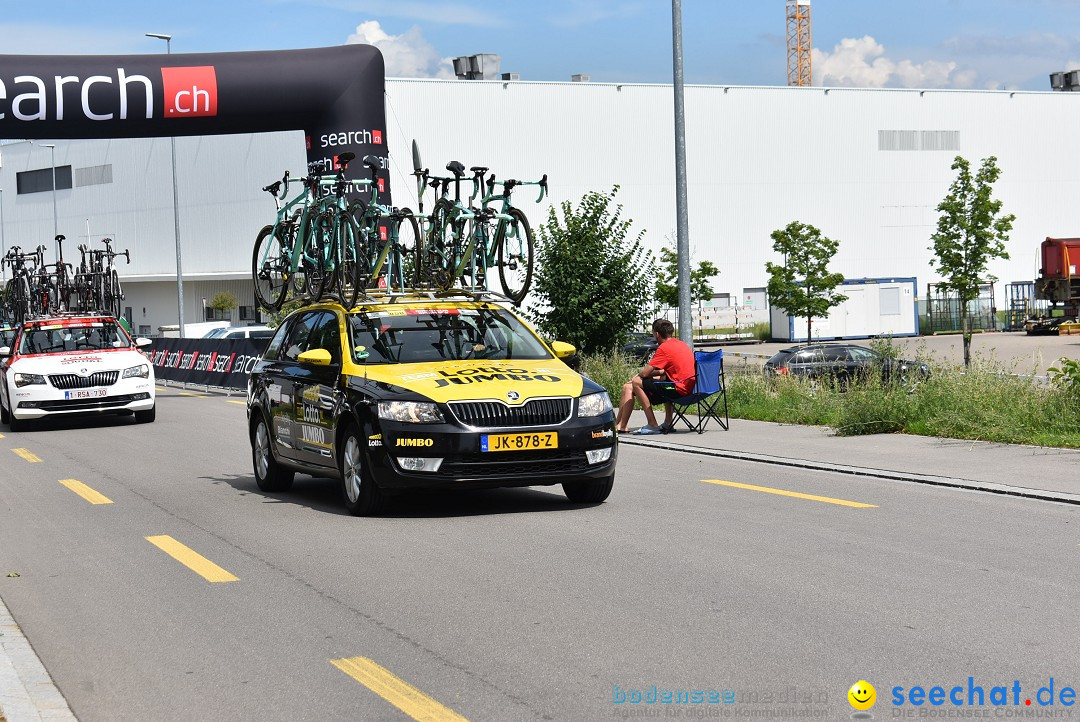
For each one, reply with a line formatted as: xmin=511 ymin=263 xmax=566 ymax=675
xmin=765 ymin=221 xmax=847 ymax=343
xmin=530 ymin=186 xmax=656 ymax=353
xmin=929 ymin=155 xmax=1015 ymax=368
xmin=207 ymin=291 xmax=237 ymax=321
xmin=654 ymin=243 xmax=720 ymax=309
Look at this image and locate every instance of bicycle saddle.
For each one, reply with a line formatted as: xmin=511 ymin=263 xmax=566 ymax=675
xmin=446 ymin=161 xmax=466 ymax=177
xmin=470 ymin=166 xmax=488 ymax=175
xmin=338 ymin=151 xmax=356 ymax=167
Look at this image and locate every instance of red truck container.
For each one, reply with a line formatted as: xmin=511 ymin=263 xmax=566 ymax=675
xmin=1035 ymin=237 xmax=1080 ymax=304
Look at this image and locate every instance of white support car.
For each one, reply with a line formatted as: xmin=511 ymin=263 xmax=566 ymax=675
xmin=0 ymin=315 xmax=156 ymax=431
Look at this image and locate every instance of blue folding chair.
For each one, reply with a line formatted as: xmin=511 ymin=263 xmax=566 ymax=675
xmin=670 ymin=349 xmax=729 ymax=433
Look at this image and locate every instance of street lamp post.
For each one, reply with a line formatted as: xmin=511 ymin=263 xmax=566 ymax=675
xmin=42 ymin=143 xmax=59 ymax=260
xmin=146 ymin=32 xmax=186 ymax=337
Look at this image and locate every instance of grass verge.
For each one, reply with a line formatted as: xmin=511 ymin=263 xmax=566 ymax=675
xmin=581 ymin=351 xmax=1080 ymax=448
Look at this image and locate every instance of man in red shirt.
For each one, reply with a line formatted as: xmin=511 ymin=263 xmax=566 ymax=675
xmin=615 ymin=319 xmax=696 ymax=435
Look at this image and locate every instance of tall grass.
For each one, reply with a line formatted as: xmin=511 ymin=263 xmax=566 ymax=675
xmin=580 ymin=350 xmax=1080 ymax=448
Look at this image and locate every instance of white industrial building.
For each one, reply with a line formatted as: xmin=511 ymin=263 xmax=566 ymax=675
xmin=1 ymin=77 xmax=1078 ymax=337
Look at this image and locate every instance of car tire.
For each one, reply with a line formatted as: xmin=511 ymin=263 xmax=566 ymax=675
xmin=339 ymin=424 xmax=386 ymax=516
xmin=134 ymin=405 xmax=156 ymax=423
xmin=251 ymin=414 xmax=294 ymax=492
xmin=562 ymin=474 xmax=614 ymax=504
xmin=0 ymin=395 xmax=9 ymax=425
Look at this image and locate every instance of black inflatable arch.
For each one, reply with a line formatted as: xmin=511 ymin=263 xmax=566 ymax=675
xmin=0 ymin=44 xmax=389 ymax=198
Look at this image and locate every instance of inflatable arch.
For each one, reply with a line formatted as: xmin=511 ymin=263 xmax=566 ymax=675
xmin=0 ymin=44 xmax=389 ymax=198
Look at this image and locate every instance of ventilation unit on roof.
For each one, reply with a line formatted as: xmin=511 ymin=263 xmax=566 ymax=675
xmin=452 ymin=54 xmax=501 ymax=80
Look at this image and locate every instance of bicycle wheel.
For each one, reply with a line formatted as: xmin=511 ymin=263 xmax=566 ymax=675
xmin=252 ymin=225 xmax=289 ymax=311
xmin=334 ymin=208 xmax=366 ymax=309
xmin=299 ymin=214 xmax=330 ymax=302
xmin=496 ymin=207 xmax=535 ymax=305
xmin=391 ymin=209 xmax=421 ymax=291
xmin=110 ymin=270 xmax=123 ymax=318
xmin=12 ymin=277 xmax=28 ymax=326
xmin=425 ymin=199 xmax=460 ymax=292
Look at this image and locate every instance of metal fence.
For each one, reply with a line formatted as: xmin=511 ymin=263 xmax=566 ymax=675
xmin=925 ymin=282 xmax=997 ymax=334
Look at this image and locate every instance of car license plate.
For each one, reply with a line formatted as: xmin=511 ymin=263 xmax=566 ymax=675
xmin=65 ymin=388 xmax=107 ymax=400
xmin=481 ymin=432 xmax=558 ymax=452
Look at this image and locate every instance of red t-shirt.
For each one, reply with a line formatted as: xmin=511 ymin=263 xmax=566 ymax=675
xmin=649 ymin=337 xmax=696 ymax=395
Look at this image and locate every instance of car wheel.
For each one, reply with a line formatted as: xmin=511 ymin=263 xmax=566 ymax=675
xmin=251 ymin=415 xmax=294 ymax=492
xmin=0 ymin=394 xmax=9 ymax=425
xmin=134 ymin=405 xmax=156 ymax=423
xmin=562 ymin=474 xmax=614 ymax=504
xmin=339 ymin=425 xmax=386 ymax=516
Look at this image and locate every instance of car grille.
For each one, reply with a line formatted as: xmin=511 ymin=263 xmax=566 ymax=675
xmin=434 ymin=449 xmax=595 ymax=478
xmin=49 ymin=371 xmax=120 ymax=389
xmin=448 ymin=397 xmax=572 ymax=428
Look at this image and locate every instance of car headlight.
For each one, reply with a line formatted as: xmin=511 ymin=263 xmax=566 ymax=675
xmin=122 ymin=364 xmax=150 ymax=379
xmin=577 ymin=391 xmax=613 ymax=417
xmin=378 ymin=400 xmax=444 ymax=424
xmin=13 ymin=372 xmax=47 ymax=387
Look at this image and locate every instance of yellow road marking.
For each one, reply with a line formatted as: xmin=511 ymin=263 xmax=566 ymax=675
xmin=11 ymin=448 xmax=42 ymax=463
xmin=145 ymin=535 xmax=239 ymax=582
xmin=701 ymin=479 xmax=878 ymax=508
xmin=330 ymin=656 xmax=469 ymax=722
xmin=178 ymin=392 xmax=207 ymax=398
xmin=226 ymin=400 xmax=247 ymax=406
xmin=59 ymin=479 xmax=113 ymax=505
xmin=0 ymin=433 xmax=5 ymax=439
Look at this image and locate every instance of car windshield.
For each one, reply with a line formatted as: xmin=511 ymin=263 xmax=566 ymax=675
xmin=204 ymin=328 xmax=226 ymax=338
xmin=19 ymin=321 xmax=130 ymax=354
xmin=348 ymin=307 xmax=552 ymax=364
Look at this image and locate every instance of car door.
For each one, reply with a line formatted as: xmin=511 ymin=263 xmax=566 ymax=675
xmin=264 ymin=310 xmax=322 ymax=461
xmin=290 ymin=311 xmax=343 ymax=468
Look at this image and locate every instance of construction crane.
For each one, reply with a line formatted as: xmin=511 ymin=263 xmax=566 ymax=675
xmin=786 ymin=0 xmax=812 ymax=86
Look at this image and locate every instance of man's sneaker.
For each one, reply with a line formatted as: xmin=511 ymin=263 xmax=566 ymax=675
xmin=633 ymin=425 xmax=664 ymax=435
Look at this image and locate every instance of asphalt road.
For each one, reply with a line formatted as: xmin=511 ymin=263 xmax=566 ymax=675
xmin=0 ymin=390 xmax=1078 ymax=721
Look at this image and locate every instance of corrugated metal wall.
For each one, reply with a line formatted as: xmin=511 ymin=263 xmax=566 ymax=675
xmin=3 ymin=79 xmax=1080 ymax=335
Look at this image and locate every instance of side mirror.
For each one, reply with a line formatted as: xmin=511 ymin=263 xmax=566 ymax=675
xmin=0 ymin=346 xmax=10 ymax=358
xmin=135 ymin=337 xmax=152 ymax=347
xmin=297 ymin=348 xmax=333 ymax=366
xmin=550 ymin=341 xmax=577 ymax=358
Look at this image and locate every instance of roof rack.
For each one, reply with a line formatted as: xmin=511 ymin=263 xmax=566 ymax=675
xmin=350 ymin=286 xmax=517 ymax=306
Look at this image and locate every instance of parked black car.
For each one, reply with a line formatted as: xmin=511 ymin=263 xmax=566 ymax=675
xmin=764 ymin=343 xmax=930 ymax=384
xmin=622 ymin=331 xmax=659 ymax=363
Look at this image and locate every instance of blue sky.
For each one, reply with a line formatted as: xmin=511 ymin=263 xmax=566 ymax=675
xmin=3 ymin=1 xmax=1080 ymax=90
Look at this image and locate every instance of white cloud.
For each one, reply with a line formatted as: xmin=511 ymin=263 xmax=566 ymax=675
xmin=813 ymin=35 xmax=973 ymax=89
xmin=346 ymin=20 xmax=454 ymax=78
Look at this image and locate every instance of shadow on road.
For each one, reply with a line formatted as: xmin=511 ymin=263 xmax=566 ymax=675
xmin=206 ymin=471 xmax=604 ymax=518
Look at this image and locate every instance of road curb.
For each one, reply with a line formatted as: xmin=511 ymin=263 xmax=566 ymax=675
xmin=0 ymin=595 xmax=76 ymax=722
xmin=619 ymin=436 xmax=1080 ymax=506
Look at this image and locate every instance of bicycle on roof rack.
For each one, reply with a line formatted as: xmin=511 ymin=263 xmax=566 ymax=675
xmin=412 ymin=146 xmax=545 ymax=305
xmin=252 ymin=160 xmax=335 ymax=312
xmin=2 ymin=245 xmax=46 ymax=325
xmin=73 ymin=237 xmax=130 ymax=317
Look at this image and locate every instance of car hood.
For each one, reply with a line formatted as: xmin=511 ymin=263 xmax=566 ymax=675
xmin=347 ymin=358 xmax=585 ymax=404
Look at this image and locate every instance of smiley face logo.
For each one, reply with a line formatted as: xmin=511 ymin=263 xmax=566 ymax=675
xmin=848 ymin=680 xmax=876 ymax=711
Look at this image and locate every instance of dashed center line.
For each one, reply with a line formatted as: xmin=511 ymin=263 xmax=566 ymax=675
xmin=145 ymin=535 xmax=239 ymax=583
xmin=59 ymin=479 xmax=113 ymax=505
xmin=701 ymin=479 xmax=878 ymax=508
xmin=11 ymin=448 xmax=42 ymax=463
xmin=331 ymin=656 xmax=469 ymax=722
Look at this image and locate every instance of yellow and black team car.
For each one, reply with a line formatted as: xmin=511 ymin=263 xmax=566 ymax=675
xmin=246 ymin=297 xmax=617 ymax=515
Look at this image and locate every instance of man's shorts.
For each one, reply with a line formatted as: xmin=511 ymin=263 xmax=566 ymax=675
xmin=642 ymin=377 xmax=683 ymax=404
